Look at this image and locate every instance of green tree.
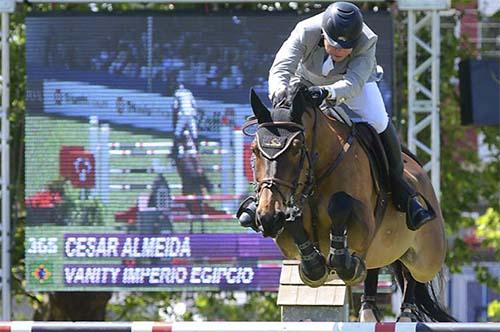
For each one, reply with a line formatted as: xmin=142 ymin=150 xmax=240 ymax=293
xmin=393 ymin=3 xmax=499 ymax=298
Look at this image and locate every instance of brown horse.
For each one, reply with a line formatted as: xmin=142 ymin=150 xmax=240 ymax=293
xmin=247 ymin=86 xmax=454 ymax=321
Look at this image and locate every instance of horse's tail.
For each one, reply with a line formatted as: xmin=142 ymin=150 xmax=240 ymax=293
xmin=392 ymin=261 xmax=457 ymax=322
xmin=414 ymin=272 xmax=457 ymax=322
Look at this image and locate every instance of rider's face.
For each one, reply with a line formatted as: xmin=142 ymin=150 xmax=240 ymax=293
xmin=324 ymin=39 xmax=353 ymax=62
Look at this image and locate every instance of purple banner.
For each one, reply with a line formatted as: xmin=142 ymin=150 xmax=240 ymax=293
xmin=63 ymin=233 xmax=283 ymax=260
xmin=63 ymin=263 xmax=281 ymax=290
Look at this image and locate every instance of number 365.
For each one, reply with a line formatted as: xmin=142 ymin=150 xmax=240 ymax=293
xmin=26 ymin=237 xmax=58 ymax=254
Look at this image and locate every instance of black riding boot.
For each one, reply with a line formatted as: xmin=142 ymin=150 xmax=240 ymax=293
xmin=379 ymin=123 xmax=434 ymax=231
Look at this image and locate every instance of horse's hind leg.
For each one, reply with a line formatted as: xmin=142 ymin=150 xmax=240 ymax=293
xmin=394 ymin=262 xmax=420 ymax=322
xmin=327 ymin=191 xmax=367 ymax=285
xmin=359 ymin=268 xmax=382 ymax=322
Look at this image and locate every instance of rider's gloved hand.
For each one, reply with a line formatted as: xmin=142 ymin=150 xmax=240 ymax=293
xmin=307 ymin=86 xmax=330 ymax=107
xmin=271 ymin=86 xmax=288 ymax=108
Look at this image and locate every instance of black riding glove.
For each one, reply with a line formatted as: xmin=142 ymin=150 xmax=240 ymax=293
xmin=272 ymin=88 xmax=288 ymax=108
xmin=307 ymin=86 xmax=329 ymax=107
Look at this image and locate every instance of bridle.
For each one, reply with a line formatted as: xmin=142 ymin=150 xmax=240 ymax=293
xmin=255 ymin=121 xmax=315 ymax=216
xmin=243 ymin=101 xmax=357 ymax=235
xmin=242 ymin=108 xmax=320 ymax=223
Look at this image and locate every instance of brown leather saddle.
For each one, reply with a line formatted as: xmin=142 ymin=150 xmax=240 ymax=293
xmin=354 ymin=122 xmax=426 ymax=226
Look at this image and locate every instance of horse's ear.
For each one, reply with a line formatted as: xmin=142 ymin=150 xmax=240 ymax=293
xmin=290 ymin=87 xmax=306 ymax=123
xmin=250 ymin=88 xmax=272 ymax=123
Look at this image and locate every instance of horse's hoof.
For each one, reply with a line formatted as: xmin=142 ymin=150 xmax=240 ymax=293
xmin=397 ymin=303 xmax=419 ymax=322
xmin=359 ymin=308 xmax=379 ymax=323
xmin=359 ymin=298 xmax=382 ymax=322
xmin=397 ymin=310 xmax=418 ymax=322
xmin=298 ymin=263 xmax=329 ymax=288
xmin=343 ymin=255 xmax=367 ymax=286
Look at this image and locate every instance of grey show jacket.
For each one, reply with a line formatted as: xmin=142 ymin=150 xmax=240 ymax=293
xmin=268 ymin=12 xmax=379 ymax=104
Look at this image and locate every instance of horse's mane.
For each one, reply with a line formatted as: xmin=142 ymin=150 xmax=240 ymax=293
xmin=270 ymin=84 xmax=313 ymax=123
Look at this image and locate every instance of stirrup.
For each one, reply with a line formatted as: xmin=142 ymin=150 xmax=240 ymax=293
xmin=406 ymin=194 xmax=436 ymax=231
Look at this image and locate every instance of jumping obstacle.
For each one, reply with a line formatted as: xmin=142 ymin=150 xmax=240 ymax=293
xmin=88 ymin=116 xmax=246 ymax=211
xmin=0 ymin=322 xmax=498 ymax=332
xmin=278 ymin=260 xmax=348 ymax=322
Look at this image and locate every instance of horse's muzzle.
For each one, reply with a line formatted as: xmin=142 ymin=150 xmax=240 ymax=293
xmin=257 ymin=211 xmax=285 ymax=238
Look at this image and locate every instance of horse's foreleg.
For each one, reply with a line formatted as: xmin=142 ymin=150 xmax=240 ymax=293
xmin=327 ymin=191 xmax=367 ymax=285
xmin=359 ymin=268 xmax=382 ymax=322
xmin=285 ymin=216 xmax=328 ymax=288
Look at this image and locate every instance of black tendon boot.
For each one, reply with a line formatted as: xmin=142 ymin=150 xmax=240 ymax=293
xmin=236 ymin=196 xmax=259 ymax=232
xmin=193 ymin=136 xmax=200 ymax=153
xmin=379 ymin=123 xmax=435 ymax=231
xmin=172 ymin=136 xmax=180 ymax=161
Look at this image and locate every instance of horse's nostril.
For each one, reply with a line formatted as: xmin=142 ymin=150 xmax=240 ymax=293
xmin=274 ymin=212 xmax=285 ymax=223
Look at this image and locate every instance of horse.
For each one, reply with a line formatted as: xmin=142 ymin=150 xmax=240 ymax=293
xmin=246 ymin=85 xmax=455 ymax=322
xmin=173 ymin=130 xmax=213 ymax=233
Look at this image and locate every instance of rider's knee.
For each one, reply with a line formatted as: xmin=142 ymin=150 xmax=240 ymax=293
xmin=371 ymin=114 xmax=389 ymax=134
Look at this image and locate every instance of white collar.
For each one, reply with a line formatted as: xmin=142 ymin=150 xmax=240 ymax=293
xmin=322 ymin=56 xmax=334 ymax=76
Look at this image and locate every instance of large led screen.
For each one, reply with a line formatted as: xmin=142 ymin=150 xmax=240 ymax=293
xmin=25 ymin=11 xmax=394 ymax=291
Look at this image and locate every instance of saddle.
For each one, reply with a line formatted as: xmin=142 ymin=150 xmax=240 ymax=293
xmin=353 ymin=122 xmax=425 ymax=226
xmin=354 ymin=123 xmax=390 ymax=225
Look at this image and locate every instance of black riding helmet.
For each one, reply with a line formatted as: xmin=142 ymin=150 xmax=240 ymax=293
xmin=322 ymin=2 xmax=363 ymax=49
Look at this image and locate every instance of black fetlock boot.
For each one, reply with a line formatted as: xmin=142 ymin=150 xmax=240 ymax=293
xmin=379 ymin=123 xmax=435 ymax=231
xmin=193 ymin=136 xmax=200 ymax=153
xmin=172 ymin=136 xmax=180 ymax=160
xmin=236 ymin=196 xmax=259 ymax=232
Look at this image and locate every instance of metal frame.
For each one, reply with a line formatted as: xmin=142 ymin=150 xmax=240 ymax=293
xmin=407 ymin=10 xmax=442 ymax=197
xmin=1 ymin=10 xmax=10 ymax=321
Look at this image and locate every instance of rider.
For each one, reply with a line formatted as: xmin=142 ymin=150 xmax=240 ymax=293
xmin=172 ymin=82 xmax=199 ymax=159
xmin=237 ymin=2 xmax=434 ymax=232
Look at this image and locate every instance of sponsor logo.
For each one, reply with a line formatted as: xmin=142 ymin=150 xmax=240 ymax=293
xmin=115 ymin=96 xmax=125 ymax=114
xmin=263 ymin=137 xmax=284 ymax=149
xmin=54 ymin=89 xmax=63 ymax=105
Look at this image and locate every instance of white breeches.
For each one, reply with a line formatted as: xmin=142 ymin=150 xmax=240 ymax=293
xmin=175 ymin=115 xmax=198 ymax=139
xmin=343 ymin=82 xmax=389 ymax=134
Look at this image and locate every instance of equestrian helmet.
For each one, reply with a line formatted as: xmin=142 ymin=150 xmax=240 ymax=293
xmin=322 ymin=2 xmax=363 ymax=49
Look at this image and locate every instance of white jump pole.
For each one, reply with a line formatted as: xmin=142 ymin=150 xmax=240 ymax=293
xmin=88 ymin=116 xmax=100 ymax=198
xmin=233 ymin=126 xmax=244 ymax=202
xmin=99 ymin=123 xmax=110 ymax=204
xmin=220 ymin=123 xmax=232 ymax=212
xmin=1 ymin=322 xmax=499 ymax=332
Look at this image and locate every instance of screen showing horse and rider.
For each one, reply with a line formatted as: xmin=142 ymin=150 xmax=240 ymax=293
xmin=24 ymin=10 xmax=394 ymax=293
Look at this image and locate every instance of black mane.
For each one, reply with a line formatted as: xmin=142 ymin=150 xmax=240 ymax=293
xmin=270 ymin=84 xmax=311 ymax=123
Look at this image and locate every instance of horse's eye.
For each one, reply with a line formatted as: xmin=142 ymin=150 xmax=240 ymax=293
xmin=292 ymin=138 xmax=303 ymax=149
xmin=251 ymin=141 xmax=259 ymax=154
xmin=291 ymin=139 xmax=303 ymax=154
